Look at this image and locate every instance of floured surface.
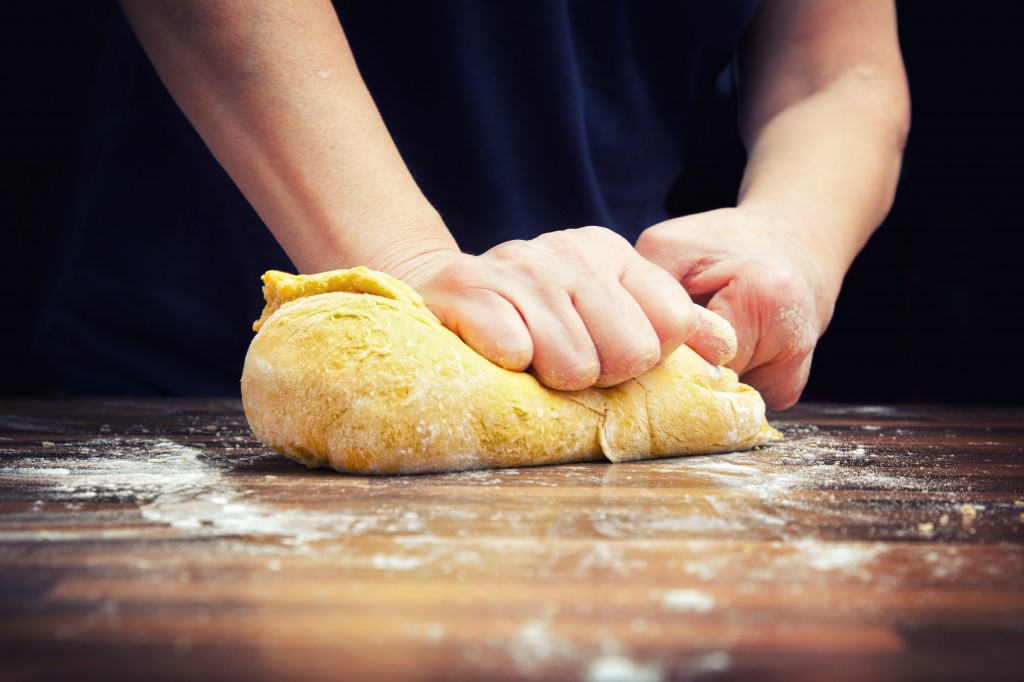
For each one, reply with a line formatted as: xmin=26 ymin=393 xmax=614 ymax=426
xmin=2 ymin=400 xmax=1023 ymax=681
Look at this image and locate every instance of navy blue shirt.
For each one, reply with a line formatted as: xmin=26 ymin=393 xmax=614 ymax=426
xmin=36 ymin=1 xmax=760 ymax=396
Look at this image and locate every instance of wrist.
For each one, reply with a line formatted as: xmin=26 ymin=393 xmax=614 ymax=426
xmin=284 ymin=202 xmax=459 ymax=278
xmin=384 ymin=243 xmax=464 ymax=290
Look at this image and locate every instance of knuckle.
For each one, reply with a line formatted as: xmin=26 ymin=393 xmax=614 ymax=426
xmin=541 ymin=226 xmax=630 ymax=256
xmin=478 ymin=334 xmax=533 ymax=372
xmin=747 ymin=258 xmax=817 ymax=315
xmin=635 ymin=277 xmax=697 ymax=347
xmin=534 ymin=229 xmax=578 ymax=251
xmin=536 ymin=356 xmax=601 ymax=391
xmin=749 ymin=256 xmax=805 ymax=293
xmin=488 ymin=239 xmax=551 ymax=280
xmin=433 ymin=257 xmax=488 ymax=292
xmin=574 ymin=225 xmax=625 ymax=242
xmin=596 ymin=330 xmax=660 ymax=380
xmin=663 ymin=294 xmax=700 ymax=340
xmin=487 ymin=238 xmax=530 ymax=259
xmin=634 ymin=226 xmax=666 ymax=254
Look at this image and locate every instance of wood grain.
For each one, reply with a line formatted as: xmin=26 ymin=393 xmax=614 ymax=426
xmin=1 ymin=400 xmax=1022 ymax=681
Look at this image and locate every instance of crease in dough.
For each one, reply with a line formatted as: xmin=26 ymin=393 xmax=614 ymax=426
xmin=242 ymin=267 xmax=781 ymax=474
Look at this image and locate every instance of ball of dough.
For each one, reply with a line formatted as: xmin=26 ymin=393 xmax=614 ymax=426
xmin=241 ymin=268 xmax=779 ymax=474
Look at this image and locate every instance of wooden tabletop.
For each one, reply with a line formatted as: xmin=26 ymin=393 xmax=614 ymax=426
xmin=1 ymin=400 xmax=1022 ymax=681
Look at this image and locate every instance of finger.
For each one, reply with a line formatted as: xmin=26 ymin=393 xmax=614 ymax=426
xmin=686 ymin=307 xmax=738 ymax=366
xmin=702 ymin=269 xmax=812 ymax=376
xmin=428 ymin=289 xmax=534 ymax=372
xmin=744 ymin=302 xmax=819 ymax=378
xmin=514 ymin=288 xmax=601 ymax=391
xmin=740 ymin=351 xmax=813 ymax=410
xmin=705 ymin=294 xmax=759 ymax=375
xmin=708 ymin=284 xmax=816 ymax=408
xmin=572 ymin=280 xmax=662 ymax=388
xmin=618 ymin=262 xmax=699 ymax=361
xmin=739 ymin=313 xmax=817 ymax=409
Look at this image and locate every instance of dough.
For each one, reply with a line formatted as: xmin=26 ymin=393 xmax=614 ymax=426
xmin=241 ymin=267 xmax=780 ymax=474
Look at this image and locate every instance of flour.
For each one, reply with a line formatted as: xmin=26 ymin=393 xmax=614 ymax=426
xmin=2 ymin=407 xmax=952 ymax=681
xmin=4 ymin=437 xmax=405 ymax=546
xmin=585 ymin=655 xmax=663 ymax=682
xmin=508 ymin=618 xmax=580 ymax=678
xmin=371 ymin=554 xmax=429 ymax=571
xmin=658 ymin=588 xmax=716 ymax=613
xmin=693 ymin=652 xmax=732 ymax=673
xmin=792 ymin=538 xmax=885 ymax=572
xmin=572 ymin=540 xmax=647 ymax=577
xmin=5 ymin=466 xmax=71 ymax=477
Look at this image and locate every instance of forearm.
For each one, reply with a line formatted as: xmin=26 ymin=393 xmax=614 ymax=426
xmin=120 ymin=0 xmax=457 ymax=276
xmin=737 ymin=74 xmax=909 ymax=307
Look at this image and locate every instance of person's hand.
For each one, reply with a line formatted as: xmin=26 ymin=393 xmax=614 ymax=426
xmin=395 ymin=226 xmax=730 ymax=391
xmin=636 ymin=207 xmax=839 ymax=409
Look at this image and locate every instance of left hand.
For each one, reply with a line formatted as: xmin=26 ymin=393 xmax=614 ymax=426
xmin=636 ymin=207 xmax=839 ymax=409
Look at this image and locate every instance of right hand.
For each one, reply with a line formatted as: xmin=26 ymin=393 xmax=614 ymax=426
xmin=395 ymin=226 xmax=729 ymax=391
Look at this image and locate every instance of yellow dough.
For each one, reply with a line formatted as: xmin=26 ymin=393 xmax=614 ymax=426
xmin=241 ymin=267 xmax=780 ymax=474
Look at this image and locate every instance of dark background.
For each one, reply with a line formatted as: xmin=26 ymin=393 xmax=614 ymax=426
xmin=2 ymin=2 xmax=1022 ymax=404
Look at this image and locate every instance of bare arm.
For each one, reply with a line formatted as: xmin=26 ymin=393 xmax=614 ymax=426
xmin=638 ymin=0 xmax=909 ymax=407
xmin=120 ymin=0 xmax=457 ymax=279
xmin=736 ymin=0 xmax=910 ymax=311
xmin=120 ymin=0 xmax=711 ymax=391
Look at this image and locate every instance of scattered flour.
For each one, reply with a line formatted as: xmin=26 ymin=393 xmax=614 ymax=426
xmin=508 ymin=619 xmax=579 ymax=677
xmin=371 ymin=554 xmax=429 ymax=571
xmin=4 ymin=438 xmax=413 ymax=546
xmin=693 ymin=652 xmax=732 ymax=673
xmin=2 ymin=409 xmax=948 ymax=680
xmin=658 ymin=588 xmax=716 ymax=613
xmin=792 ymin=538 xmax=885 ymax=572
xmin=585 ymin=655 xmax=663 ymax=682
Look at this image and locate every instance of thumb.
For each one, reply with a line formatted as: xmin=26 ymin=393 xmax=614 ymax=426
xmin=684 ymin=307 xmax=737 ymax=366
xmin=703 ymin=291 xmax=758 ymax=376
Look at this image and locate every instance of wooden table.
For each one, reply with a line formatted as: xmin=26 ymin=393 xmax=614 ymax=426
xmin=1 ymin=400 xmax=1022 ymax=681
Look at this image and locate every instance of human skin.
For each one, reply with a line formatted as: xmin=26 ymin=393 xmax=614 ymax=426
xmin=637 ymin=0 xmax=910 ymax=408
xmin=121 ymin=0 xmax=909 ymax=408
